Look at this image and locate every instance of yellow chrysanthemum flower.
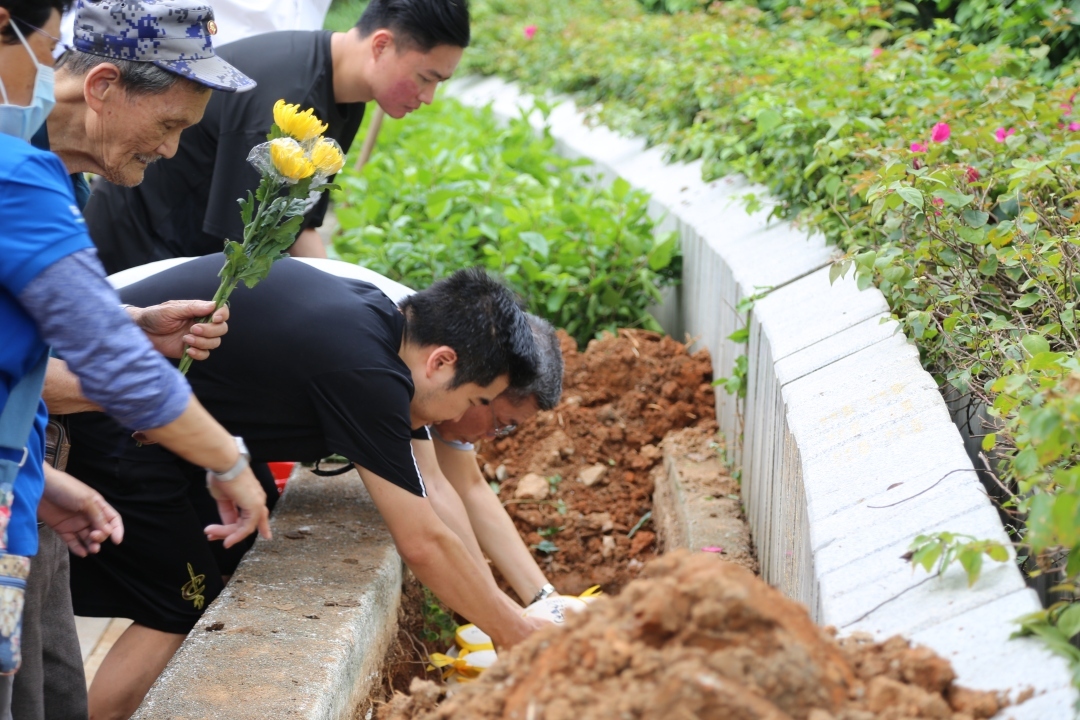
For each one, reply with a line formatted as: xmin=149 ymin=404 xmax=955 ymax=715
xmin=269 ymin=138 xmax=315 ymax=182
xmin=273 ymin=99 xmax=328 ymax=142
xmin=310 ymin=138 xmax=345 ymax=176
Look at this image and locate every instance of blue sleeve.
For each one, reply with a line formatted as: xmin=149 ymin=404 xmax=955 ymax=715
xmin=0 ymin=151 xmax=93 ymax=296
xmin=18 ymin=249 xmax=191 ymax=431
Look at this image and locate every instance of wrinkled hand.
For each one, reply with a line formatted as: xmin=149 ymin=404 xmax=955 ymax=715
xmin=128 ymin=300 xmax=230 ymax=361
xmin=203 ymin=468 xmax=272 ymax=548
xmin=39 ymin=464 xmax=124 ymax=557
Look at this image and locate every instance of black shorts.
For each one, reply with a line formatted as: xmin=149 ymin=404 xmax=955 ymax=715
xmin=65 ymin=413 xmax=278 ymax=635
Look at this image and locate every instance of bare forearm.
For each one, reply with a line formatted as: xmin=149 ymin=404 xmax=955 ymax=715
xmin=288 ymin=228 xmax=328 ymax=258
xmin=436 ymin=440 xmax=551 ymax=603
xmin=141 ymin=397 xmax=241 ymax=473
xmin=356 ymin=465 xmax=532 ymax=649
xmin=43 ymin=359 xmax=101 ymax=415
xmin=415 ymin=441 xmax=491 ymax=573
xmin=407 ymin=523 xmax=526 ymax=646
xmin=462 ymin=482 xmax=550 ymax=604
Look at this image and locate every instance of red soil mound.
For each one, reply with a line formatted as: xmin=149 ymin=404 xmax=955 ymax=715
xmin=478 ymin=330 xmax=716 ymax=594
xmin=379 ymin=552 xmax=1003 ymax=720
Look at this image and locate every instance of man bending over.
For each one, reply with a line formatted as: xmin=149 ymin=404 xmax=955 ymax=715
xmin=58 ymin=258 xmax=542 ymax=719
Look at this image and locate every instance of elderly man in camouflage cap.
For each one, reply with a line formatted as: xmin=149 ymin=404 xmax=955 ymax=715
xmin=15 ymin=3 xmax=260 ymax=720
xmin=44 ymin=0 xmax=253 ymax=190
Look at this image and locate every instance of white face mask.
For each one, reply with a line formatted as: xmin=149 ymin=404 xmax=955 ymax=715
xmin=0 ymin=20 xmax=56 ymax=142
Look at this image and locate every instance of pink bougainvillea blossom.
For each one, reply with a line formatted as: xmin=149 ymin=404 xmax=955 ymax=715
xmin=930 ymin=122 xmax=951 ymax=143
xmin=1070 ymin=122 xmax=1080 ymax=132
xmin=910 ymin=142 xmax=927 ymax=152
xmin=523 ymin=24 xmax=537 ymax=39
xmin=932 ymin=197 xmax=945 ymax=207
xmin=1062 ymin=103 xmax=1074 ymax=115
xmin=872 ymin=47 xmax=883 ymax=57
xmin=966 ymin=166 xmax=980 ymax=183
xmin=995 ymin=127 xmax=1016 ymax=143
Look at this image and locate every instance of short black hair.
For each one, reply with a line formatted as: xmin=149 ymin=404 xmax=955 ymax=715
xmin=400 ymin=268 xmax=537 ymax=390
xmin=356 ymin=0 xmax=469 ymax=52
xmin=2 ymin=0 xmax=72 ymax=44
xmin=504 ymin=315 xmax=563 ymax=410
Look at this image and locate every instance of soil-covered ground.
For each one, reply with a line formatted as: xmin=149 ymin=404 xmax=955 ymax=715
xmin=378 ymin=552 xmax=1006 ymax=720
xmin=477 ymin=329 xmax=718 ymax=595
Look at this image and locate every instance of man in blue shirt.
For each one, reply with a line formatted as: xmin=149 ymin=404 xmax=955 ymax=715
xmin=1 ymin=1 xmax=273 ymax=718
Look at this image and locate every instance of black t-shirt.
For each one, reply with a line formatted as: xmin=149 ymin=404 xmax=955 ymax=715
xmin=83 ymin=31 xmax=366 ymax=275
xmin=103 ymin=254 xmax=427 ymax=497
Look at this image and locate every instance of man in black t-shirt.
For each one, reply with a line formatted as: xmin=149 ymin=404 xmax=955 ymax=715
xmin=83 ymin=0 xmax=471 ymax=274
xmin=64 ymin=259 xmax=546 ymax=716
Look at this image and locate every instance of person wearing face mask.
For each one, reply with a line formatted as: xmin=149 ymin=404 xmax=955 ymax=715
xmin=0 ymin=1 xmax=275 ymax=718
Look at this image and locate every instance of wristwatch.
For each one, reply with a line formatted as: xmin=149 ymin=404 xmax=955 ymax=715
xmin=206 ymin=436 xmax=250 ymax=482
xmin=530 ymin=583 xmax=556 ymax=605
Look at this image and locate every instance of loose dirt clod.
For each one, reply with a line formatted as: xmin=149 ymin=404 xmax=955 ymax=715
xmin=513 ymin=473 xmax=549 ymax=500
xmin=480 ymin=329 xmax=717 ymax=595
xmin=377 ymin=552 xmax=1004 ymax=720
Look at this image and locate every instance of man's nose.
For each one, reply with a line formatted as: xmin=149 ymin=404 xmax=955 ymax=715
xmin=158 ymin=131 xmax=182 ymax=159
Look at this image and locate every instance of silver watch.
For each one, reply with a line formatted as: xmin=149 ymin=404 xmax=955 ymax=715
xmin=530 ymin=583 xmax=556 ymax=605
xmin=207 ymin=436 xmax=250 ymax=482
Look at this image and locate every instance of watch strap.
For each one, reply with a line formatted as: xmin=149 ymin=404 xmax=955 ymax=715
xmin=208 ymin=436 xmax=250 ymax=482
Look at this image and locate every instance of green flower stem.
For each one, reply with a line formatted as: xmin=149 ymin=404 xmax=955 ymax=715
xmin=176 ymin=276 xmax=239 ymax=375
xmin=175 ymin=150 xmax=321 ymax=375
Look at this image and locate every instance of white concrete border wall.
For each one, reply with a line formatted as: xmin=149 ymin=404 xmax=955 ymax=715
xmin=445 ymin=76 xmax=1076 ymax=717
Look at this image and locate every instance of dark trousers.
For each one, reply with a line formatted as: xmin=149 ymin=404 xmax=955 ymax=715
xmin=12 ymin=526 xmax=88 ymax=720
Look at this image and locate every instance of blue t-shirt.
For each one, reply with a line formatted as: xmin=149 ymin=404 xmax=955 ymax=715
xmin=0 ymin=133 xmax=94 ymax=556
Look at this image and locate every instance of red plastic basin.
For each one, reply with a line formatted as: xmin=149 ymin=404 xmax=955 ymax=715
xmin=267 ymin=461 xmax=296 ymax=493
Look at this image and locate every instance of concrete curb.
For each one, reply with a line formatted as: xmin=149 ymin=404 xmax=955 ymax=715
xmin=445 ymin=76 xmax=1077 ymax=717
xmin=653 ymin=428 xmax=756 ymax=573
xmin=133 ymin=468 xmax=402 ymax=720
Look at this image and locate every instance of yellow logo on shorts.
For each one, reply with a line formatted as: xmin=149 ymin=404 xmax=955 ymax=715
xmin=181 ymin=563 xmax=206 ymax=610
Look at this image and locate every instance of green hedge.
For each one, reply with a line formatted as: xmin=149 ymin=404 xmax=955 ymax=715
xmin=462 ymin=0 xmax=1080 ymax=660
xmin=331 ymin=100 xmax=678 ymax=347
xmin=635 ymin=0 xmax=1080 ymax=67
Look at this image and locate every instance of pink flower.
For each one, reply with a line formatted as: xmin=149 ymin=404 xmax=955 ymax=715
xmin=1070 ymin=122 xmax=1080 ymax=132
xmin=930 ymin=122 xmax=951 ymax=143
xmin=1062 ymin=103 xmax=1073 ymax=115
xmin=966 ymin=166 xmax=980 ymax=183
xmin=932 ymin=197 xmax=945 ymax=207
xmin=994 ymin=127 xmax=1016 ymax=143
xmin=523 ymin=24 xmax=537 ymax=40
xmin=910 ymin=142 xmax=927 ymax=152
xmin=872 ymin=47 xmax=883 ymax=57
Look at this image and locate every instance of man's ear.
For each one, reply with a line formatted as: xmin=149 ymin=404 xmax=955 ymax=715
xmin=83 ymin=62 xmax=123 ymax=114
xmin=370 ymin=28 xmax=394 ymax=60
xmin=425 ymin=345 xmax=458 ymax=379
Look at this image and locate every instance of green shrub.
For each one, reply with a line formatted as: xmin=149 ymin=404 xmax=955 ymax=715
xmin=331 ymin=99 xmax=678 ymax=347
xmin=894 ymin=0 xmax=1080 ymax=67
xmin=462 ymin=0 xmax=1080 ymax=660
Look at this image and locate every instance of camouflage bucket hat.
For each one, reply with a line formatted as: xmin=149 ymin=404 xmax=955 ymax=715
xmin=72 ymin=0 xmax=256 ymax=93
